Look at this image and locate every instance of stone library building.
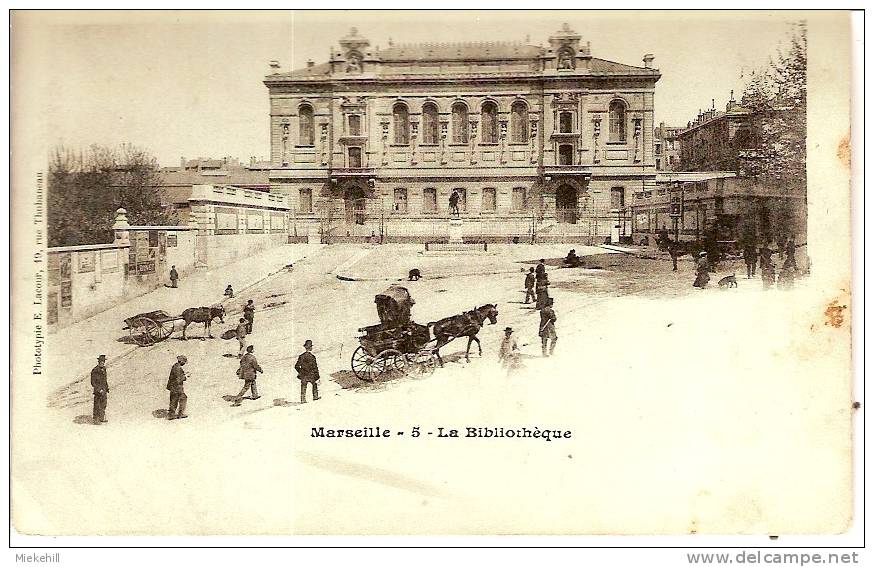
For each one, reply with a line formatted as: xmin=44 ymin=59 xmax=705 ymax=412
xmin=264 ymin=24 xmax=661 ymax=242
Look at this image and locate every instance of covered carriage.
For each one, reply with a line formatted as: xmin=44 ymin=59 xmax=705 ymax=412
xmin=351 ymin=286 xmax=437 ymax=381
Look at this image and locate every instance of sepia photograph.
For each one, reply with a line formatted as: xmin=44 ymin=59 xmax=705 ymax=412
xmin=8 ymin=8 xmax=859 ymax=546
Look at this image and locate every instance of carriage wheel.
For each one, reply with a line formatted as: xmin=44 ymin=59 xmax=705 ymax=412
xmin=144 ymin=319 xmax=173 ymax=344
xmin=378 ymin=349 xmax=407 ymax=377
xmin=405 ymin=352 xmax=437 ymax=376
xmin=130 ymin=323 xmax=151 ymax=346
xmin=351 ymin=346 xmax=387 ymax=382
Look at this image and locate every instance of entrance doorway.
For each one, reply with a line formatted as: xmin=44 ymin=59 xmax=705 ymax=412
xmin=555 ymin=184 xmax=578 ymax=224
xmin=344 ymin=186 xmax=367 ymax=225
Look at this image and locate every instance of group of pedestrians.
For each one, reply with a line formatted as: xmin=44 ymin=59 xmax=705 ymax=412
xmin=501 ymin=259 xmax=560 ymax=374
xmin=742 ymin=236 xmax=802 ymax=290
xmin=88 ymin=288 xmax=325 ymax=424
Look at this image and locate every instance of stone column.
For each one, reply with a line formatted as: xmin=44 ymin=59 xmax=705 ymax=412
xmin=112 ymin=208 xmax=130 ymax=246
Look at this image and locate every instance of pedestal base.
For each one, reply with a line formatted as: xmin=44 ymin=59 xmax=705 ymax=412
xmin=448 ymin=218 xmax=463 ymax=244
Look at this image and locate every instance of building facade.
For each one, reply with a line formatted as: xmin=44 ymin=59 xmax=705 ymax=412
xmin=264 ymin=25 xmax=660 ymax=243
xmin=677 ymin=93 xmax=754 ymax=172
xmin=653 ymin=122 xmax=683 ymax=172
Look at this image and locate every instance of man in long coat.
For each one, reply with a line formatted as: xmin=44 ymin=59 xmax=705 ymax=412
xmin=539 ymin=298 xmax=558 ymax=357
xmin=693 ymin=251 xmax=710 ymax=288
xmin=243 ymin=300 xmax=255 ymax=334
xmin=743 ymin=242 xmax=758 ymax=278
xmin=166 ymin=355 xmax=188 ymax=420
xmin=760 ymin=245 xmax=776 ymax=289
xmin=295 ymin=339 xmax=321 ymax=403
xmin=236 ymin=317 xmax=248 ymax=357
xmin=233 ymin=345 xmax=263 ymax=406
xmin=524 ymin=268 xmax=536 ymax=304
xmin=498 ymin=327 xmax=520 ymax=374
xmin=169 ymin=265 xmax=179 ymax=288
xmin=91 ymin=354 xmax=109 ymax=424
xmin=535 ymin=273 xmax=550 ymax=310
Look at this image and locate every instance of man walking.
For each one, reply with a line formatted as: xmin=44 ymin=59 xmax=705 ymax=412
xmin=667 ymin=239 xmax=680 ymax=272
xmin=90 ymin=354 xmax=109 ymax=424
xmin=760 ymin=245 xmax=776 ymax=290
xmin=233 ymin=345 xmax=263 ymax=406
xmin=743 ymin=241 xmax=758 ymax=278
xmin=524 ymin=267 xmax=536 ymax=304
xmin=236 ymin=317 xmax=248 ymax=357
xmin=295 ymin=339 xmax=321 ymax=403
xmin=243 ymin=300 xmax=255 ymax=334
xmin=539 ymin=298 xmax=558 ymax=357
xmin=166 ymin=355 xmax=188 ymax=420
xmin=498 ymin=327 xmax=520 ymax=374
xmin=169 ymin=265 xmax=179 ymax=288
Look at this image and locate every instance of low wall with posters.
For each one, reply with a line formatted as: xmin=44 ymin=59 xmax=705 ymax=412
xmin=46 ymin=221 xmax=196 ymax=330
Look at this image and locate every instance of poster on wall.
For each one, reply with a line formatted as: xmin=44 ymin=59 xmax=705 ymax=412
xmin=58 ymin=252 xmax=72 ymax=282
xmin=101 ymin=249 xmax=119 ymax=273
xmin=167 ymin=233 xmax=177 ymax=247
xmin=59 ymin=281 xmax=72 ymax=308
xmin=47 ymin=253 xmax=60 ymax=286
xmin=47 ymin=291 xmax=58 ymax=325
xmin=78 ymin=251 xmax=96 ymax=273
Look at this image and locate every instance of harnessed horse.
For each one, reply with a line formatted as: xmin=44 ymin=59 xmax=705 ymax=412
xmin=428 ymin=304 xmax=498 ymax=366
xmin=181 ymin=305 xmax=225 ymax=339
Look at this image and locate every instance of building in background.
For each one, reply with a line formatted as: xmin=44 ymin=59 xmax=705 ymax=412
xmin=676 ymin=92 xmax=754 ymax=172
xmin=653 ymin=122 xmax=682 ymax=171
xmin=158 ymin=156 xmax=271 ymax=222
xmin=263 ymin=24 xmax=661 ymax=243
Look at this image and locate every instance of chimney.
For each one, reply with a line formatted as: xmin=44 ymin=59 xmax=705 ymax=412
xmin=727 ymin=90 xmax=736 ymax=111
xmin=307 ymin=59 xmax=315 ymax=68
xmin=643 ymin=54 xmax=654 ymax=68
xmin=250 ymin=156 xmax=256 ymax=166
xmin=269 ymin=60 xmax=280 ymax=73
xmin=180 ymin=156 xmax=186 ymax=168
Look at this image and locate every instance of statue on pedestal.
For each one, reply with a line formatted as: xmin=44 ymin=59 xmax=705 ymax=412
xmin=449 ymin=189 xmax=460 ymax=217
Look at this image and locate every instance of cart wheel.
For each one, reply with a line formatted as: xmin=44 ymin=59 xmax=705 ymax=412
xmin=144 ymin=319 xmax=167 ymax=344
xmin=378 ymin=349 xmax=407 ymax=376
xmin=157 ymin=320 xmax=175 ymax=342
xmin=352 ymin=346 xmax=387 ymax=382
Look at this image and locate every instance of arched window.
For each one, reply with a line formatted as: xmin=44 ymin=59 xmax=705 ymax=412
xmin=481 ymin=101 xmax=498 ymax=144
xmin=451 ymin=102 xmax=468 ymax=144
xmin=511 ymin=101 xmax=528 ymax=143
xmin=422 ymin=103 xmax=439 ymax=145
xmin=299 ymin=104 xmax=314 ymax=146
xmin=609 ymin=99 xmax=627 ymax=143
xmin=393 ymin=103 xmax=409 ymax=145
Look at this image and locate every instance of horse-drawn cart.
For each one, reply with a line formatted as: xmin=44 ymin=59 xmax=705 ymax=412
xmin=351 ymin=286 xmax=439 ymax=381
xmin=123 ymin=310 xmax=182 ymax=346
xmin=123 ymin=305 xmax=226 ymax=346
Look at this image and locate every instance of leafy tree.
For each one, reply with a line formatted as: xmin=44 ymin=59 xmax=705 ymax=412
xmin=48 ymin=143 xmax=176 ymax=246
xmin=740 ymin=22 xmax=807 ymax=243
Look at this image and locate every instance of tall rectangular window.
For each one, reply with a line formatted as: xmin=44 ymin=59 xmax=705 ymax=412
xmin=299 ymin=189 xmax=313 ymax=213
xmin=348 ymin=147 xmax=362 ymax=168
xmin=348 ymin=115 xmax=362 ymax=136
xmin=394 ymin=188 xmax=408 ymax=213
xmin=482 ymin=188 xmax=497 ymax=212
xmin=610 ymin=187 xmax=625 ymax=209
xmin=423 ymin=188 xmax=437 ymax=213
xmin=512 ymin=187 xmax=527 ymax=211
xmin=558 ymin=144 xmax=574 ymax=166
xmin=559 ymin=112 xmax=573 ymax=133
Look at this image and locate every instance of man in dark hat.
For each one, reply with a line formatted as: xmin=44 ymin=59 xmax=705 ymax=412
xmin=90 ymin=354 xmax=109 ymax=424
xmin=295 ymin=340 xmax=320 ymax=403
xmin=539 ymin=298 xmax=558 ymax=357
xmin=693 ymin=251 xmax=710 ymax=288
xmin=535 ymin=258 xmax=546 ymax=280
xmin=166 ymin=355 xmax=189 ymax=420
xmin=498 ymin=327 xmax=520 ymax=373
xmin=169 ymin=265 xmax=179 ymax=288
xmin=233 ymin=345 xmax=263 ymax=406
xmin=243 ymin=299 xmax=255 ymax=334
xmin=524 ymin=267 xmax=536 ymax=304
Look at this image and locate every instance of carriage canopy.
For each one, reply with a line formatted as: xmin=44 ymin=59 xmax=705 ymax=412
xmin=374 ymin=286 xmax=415 ymax=326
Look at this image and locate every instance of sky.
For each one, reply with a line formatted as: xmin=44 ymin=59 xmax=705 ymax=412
xmin=12 ymin=10 xmax=801 ymax=167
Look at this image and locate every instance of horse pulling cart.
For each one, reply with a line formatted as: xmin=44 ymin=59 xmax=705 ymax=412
xmin=123 ymin=305 xmax=226 ymax=346
xmin=351 ymin=286 xmax=439 ymax=381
